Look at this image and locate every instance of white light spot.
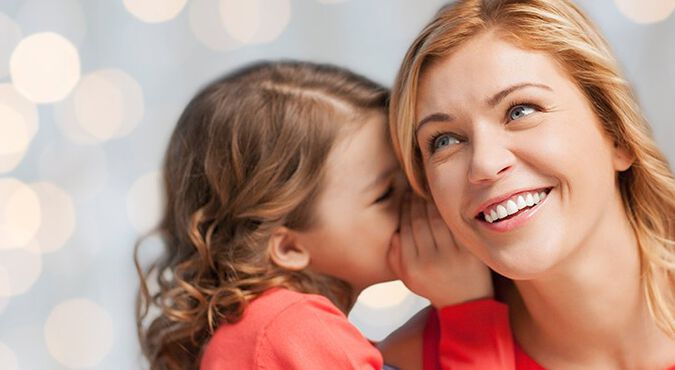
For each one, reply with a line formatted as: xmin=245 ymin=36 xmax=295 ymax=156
xmin=55 ymin=69 xmax=144 ymax=144
xmin=0 ymin=178 xmax=41 ymax=250
xmin=356 ymin=280 xmax=411 ymax=309
xmin=220 ymin=0 xmax=260 ymax=43
xmin=30 ymin=182 xmax=76 ymax=253
xmin=0 ymin=13 xmax=22 ymax=79
xmin=75 ymin=74 xmax=124 ymax=139
xmin=44 ymin=299 xmax=114 ymax=368
xmin=10 ymin=32 xmax=81 ymax=103
xmin=614 ymin=0 xmax=675 ymax=23
xmin=0 ymin=242 xmax=42 ymax=297
xmin=220 ymin=0 xmax=291 ymax=44
xmin=127 ymin=171 xmax=163 ymax=233
xmin=124 ymin=0 xmax=188 ymax=23
xmin=0 ymin=84 xmax=39 ymax=174
xmin=189 ymin=0 xmax=242 ymax=51
xmin=0 ymin=342 xmax=19 ymax=370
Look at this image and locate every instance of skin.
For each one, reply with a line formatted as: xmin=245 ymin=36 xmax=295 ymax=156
xmin=295 ymin=112 xmax=406 ymax=292
xmin=413 ymin=30 xmax=674 ymax=369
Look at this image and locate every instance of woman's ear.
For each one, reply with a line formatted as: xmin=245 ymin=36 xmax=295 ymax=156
xmin=612 ymin=143 xmax=634 ymax=172
xmin=267 ymin=227 xmax=310 ymax=271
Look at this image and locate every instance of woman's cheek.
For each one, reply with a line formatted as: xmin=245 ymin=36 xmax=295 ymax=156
xmin=427 ymin=168 xmax=460 ymax=221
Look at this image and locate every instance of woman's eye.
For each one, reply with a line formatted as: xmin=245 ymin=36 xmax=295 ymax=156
xmin=431 ymin=134 xmax=460 ymax=152
xmin=508 ymin=104 xmax=536 ymax=121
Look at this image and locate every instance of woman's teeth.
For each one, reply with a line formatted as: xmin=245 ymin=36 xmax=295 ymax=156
xmin=483 ymin=190 xmax=547 ymax=223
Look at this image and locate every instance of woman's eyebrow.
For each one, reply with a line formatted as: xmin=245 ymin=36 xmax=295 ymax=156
xmin=486 ymin=82 xmax=553 ymax=107
xmin=416 ymin=113 xmax=454 ymax=134
xmin=416 ymin=82 xmax=553 ymax=133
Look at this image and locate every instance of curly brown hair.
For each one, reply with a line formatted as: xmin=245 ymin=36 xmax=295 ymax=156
xmin=134 ymin=61 xmax=388 ymax=370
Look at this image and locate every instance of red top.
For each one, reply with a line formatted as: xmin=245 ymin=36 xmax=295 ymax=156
xmin=200 ymin=288 xmax=382 ymax=369
xmin=200 ymin=288 xmax=521 ymax=369
xmin=423 ymin=300 xmax=675 ymax=370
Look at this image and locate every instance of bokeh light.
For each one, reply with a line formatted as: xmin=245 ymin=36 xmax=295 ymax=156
xmin=225 ymin=0 xmax=291 ymax=44
xmin=189 ymin=0 xmax=243 ymax=51
xmin=0 ymin=342 xmax=19 ymax=370
xmin=190 ymin=0 xmax=290 ymax=50
xmin=9 ymin=32 xmax=81 ymax=103
xmin=0 ymin=84 xmax=39 ymax=174
xmin=30 ymin=182 xmax=76 ymax=253
xmin=0 ymin=13 xmax=22 ymax=79
xmin=220 ymin=0 xmax=260 ymax=43
xmin=44 ymin=299 xmax=114 ymax=368
xmin=357 ymin=280 xmax=412 ymax=309
xmin=614 ymin=0 xmax=675 ymax=23
xmin=126 ymin=171 xmax=163 ymax=234
xmin=123 ymin=0 xmax=188 ymax=23
xmin=0 ymin=178 xmax=41 ymax=250
xmin=0 ymin=242 xmax=42 ymax=298
xmin=54 ymin=69 xmax=145 ymax=144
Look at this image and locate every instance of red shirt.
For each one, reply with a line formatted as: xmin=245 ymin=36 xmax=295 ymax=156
xmin=423 ymin=299 xmax=675 ymax=370
xmin=201 ymin=288 xmax=382 ymax=369
xmin=201 ymin=288 xmax=517 ymax=369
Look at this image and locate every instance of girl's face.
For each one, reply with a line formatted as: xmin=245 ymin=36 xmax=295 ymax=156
xmin=297 ymin=112 xmax=405 ymax=291
xmin=414 ymin=31 xmax=631 ymax=279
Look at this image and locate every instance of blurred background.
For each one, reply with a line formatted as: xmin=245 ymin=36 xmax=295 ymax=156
xmin=0 ymin=0 xmax=673 ymax=369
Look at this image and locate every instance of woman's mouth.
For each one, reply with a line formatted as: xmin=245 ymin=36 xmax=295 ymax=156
xmin=477 ymin=187 xmax=553 ymax=224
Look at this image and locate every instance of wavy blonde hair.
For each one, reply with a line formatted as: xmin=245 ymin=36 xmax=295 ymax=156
xmin=389 ymin=0 xmax=674 ymax=335
xmin=134 ymin=61 xmax=388 ymax=369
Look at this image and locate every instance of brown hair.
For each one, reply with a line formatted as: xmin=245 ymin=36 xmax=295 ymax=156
xmin=389 ymin=0 xmax=674 ymax=335
xmin=134 ymin=61 xmax=387 ymax=369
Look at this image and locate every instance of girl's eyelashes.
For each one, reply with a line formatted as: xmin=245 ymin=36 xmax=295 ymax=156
xmin=374 ymin=184 xmax=395 ymax=204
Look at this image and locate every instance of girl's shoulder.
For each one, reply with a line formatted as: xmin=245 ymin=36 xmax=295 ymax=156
xmin=201 ymin=288 xmax=383 ymax=370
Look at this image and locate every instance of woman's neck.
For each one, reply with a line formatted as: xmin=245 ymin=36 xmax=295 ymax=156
xmin=508 ymin=198 xmax=675 ymax=369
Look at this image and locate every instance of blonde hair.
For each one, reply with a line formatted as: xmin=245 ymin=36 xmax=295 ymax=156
xmin=134 ymin=61 xmax=387 ymax=369
xmin=389 ymin=0 xmax=674 ymax=335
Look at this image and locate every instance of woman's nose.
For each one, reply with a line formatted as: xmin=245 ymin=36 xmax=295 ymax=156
xmin=466 ymin=128 xmax=515 ymax=185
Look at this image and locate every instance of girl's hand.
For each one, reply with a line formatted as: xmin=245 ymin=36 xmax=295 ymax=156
xmin=388 ymin=193 xmax=493 ymax=308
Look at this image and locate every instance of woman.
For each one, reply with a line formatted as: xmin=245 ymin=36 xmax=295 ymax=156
xmin=386 ymin=0 xmax=675 ymax=368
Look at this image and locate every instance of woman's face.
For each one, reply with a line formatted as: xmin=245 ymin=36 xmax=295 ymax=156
xmin=414 ymin=31 xmax=630 ymax=279
xmin=297 ymin=112 xmax=405 ymax=291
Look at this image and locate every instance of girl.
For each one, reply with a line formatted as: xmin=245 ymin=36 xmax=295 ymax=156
xmin=388 ymin=0 xmax=675 ymax=369
xmin=134 ymin=61 xmax=509 ymax=370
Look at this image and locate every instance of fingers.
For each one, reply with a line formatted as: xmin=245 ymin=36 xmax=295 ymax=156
xmin=425 ymin=201 xmax=457 ymax=253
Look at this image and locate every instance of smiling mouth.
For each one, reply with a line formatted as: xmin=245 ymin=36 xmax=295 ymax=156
xmin=477 ymin=188 xmax=553 ymax=223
